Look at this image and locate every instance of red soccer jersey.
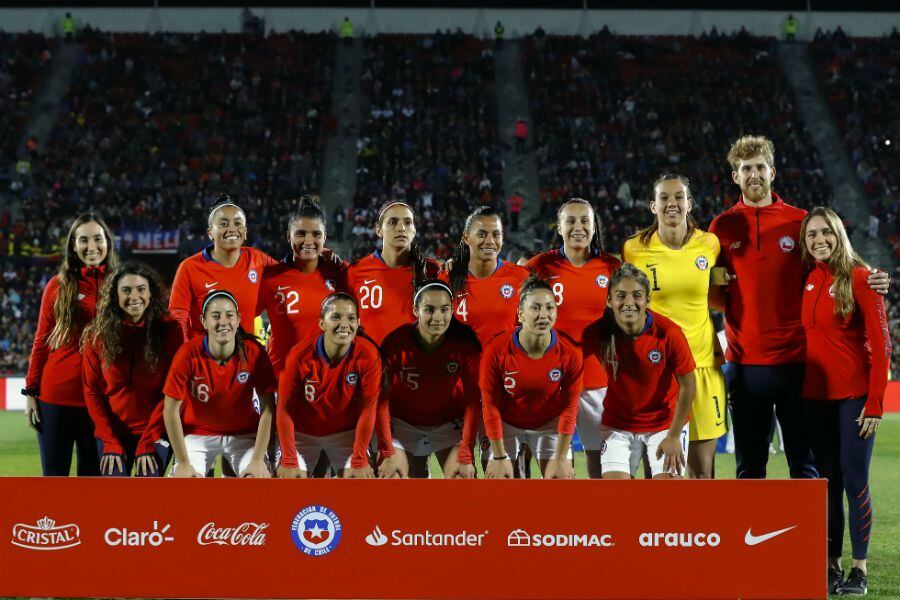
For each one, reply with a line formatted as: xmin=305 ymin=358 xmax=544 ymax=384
xmin=802 ymin=264 xmax=892 ymax=416
xmin=83 ymin=318 xmax=184 ymax=455
xmin=169 ymin=245 xmax=277 ymax=339
xmin=480 ymin=328 xmax=583 ymax=439
xmin=375 ymin=323 xmax=481 ymax=464
xmin=583 ymin=310 xmax=696 ymax=432
xmin=26 ymin=266 xmax=106 ymax=407
xmin=345 ymin=250 xmax=440 ymax=346
xmin=163 ymin=336 xmax=277 ymax=436
xmin=439 ymin=259 xmax=528 ymax=347
xmin=257 ymin=256 xmax=348 ymax=375
xmin=709 ymin=194 xmax=806 ymax=365
xmin=277 ymin=335 xmax=382 ymax=468
xmin=525 ymin=248 xmax=621 ymax=389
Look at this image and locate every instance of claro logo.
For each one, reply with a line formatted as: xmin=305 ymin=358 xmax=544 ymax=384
xmin=197 ymin=522 xmax=269 ymax=546
xmin=507 ymin=529 xmax=614 ymax=548
xmin=639 ymin=532 xmax=720 ymax=547
xmin=105 ymin=521 xmax=174 ymax=547
xmin=11 ymin=517 xmax=80 ymax=551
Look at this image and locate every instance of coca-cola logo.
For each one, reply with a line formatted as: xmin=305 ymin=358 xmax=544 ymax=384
xmin=197 ymin=522 xmax=269 ymax=546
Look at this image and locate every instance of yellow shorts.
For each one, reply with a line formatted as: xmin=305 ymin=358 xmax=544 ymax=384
xmin=688 ymin=366 xmax=727 ymax=442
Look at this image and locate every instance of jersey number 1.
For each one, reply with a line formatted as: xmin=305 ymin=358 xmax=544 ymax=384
xmin=648 ymin=267 xmax=661 ymax=291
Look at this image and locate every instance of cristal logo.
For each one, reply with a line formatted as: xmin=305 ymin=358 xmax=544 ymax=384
xmin=365 ymin=525 xmax=389 ymax=547
xmin=11 ymin=517 xmax=81 ymax=551
xmin=366 ymin=525 xmax=488 ymax=547
xmin=105 ymin=521 xmax=174 ymax=547
xmin=639 ymin=532 xmax=720 ymax=547
xmin=507 ymin=529 xmax=613 ymax=548
xmin=197 ymin=522 xmax=269 ymax=546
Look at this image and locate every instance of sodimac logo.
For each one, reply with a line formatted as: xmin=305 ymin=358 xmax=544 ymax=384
xmin=11 ymin=516 xmax=81 ymax=551
xmin=507 ymin=529 xmax=614 ymax=548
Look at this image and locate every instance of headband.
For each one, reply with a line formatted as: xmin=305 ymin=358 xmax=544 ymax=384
xmin=414 ymin=282 xmax=453 ymax=307
xmin=377 ymin=201 xmax=413 ymax=222
xmin=320 ymin=292 xmax=357 ymax=314
xmin=208 ymin=202 xmax=246 ymax=227
xmin=556 ymin=197 xmax=592 ymax=214
xmin=202 ymin=290 xmax=239 ymax=316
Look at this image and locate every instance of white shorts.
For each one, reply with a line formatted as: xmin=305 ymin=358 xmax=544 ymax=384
xmin=576 ymin=387 xmax=608 ymax=451
xmin=292 ymin=429 xmax=356 ymax=472
xmin=599 ymin=424 xmax=690 ymax=477
xmin=391 ymin=417 xmax=463 ymax=457
xmin=175 ymin=434 xmax=257 ymax=477
xmin=499 ymin=419 xmax=572 ymax=461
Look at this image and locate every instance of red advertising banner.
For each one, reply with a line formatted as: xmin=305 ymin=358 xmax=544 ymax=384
xmin=0 ymin=478 xmax=825 ymax=599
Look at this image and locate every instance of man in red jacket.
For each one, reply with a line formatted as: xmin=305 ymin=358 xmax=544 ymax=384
xmin=710 ymin=135 xmax=889 ymax=479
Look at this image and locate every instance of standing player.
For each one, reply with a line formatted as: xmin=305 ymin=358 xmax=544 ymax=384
xmin=276 ymin=293 xmax=382 ymax=479
xmin=583 ymin=264 xmax=696 ymax=479
xmin=24 ymin=212 xmax=119 ymax=476
xmin=709 ymin=135 xmax=889 ymax=479
xmin=169 ymin=195 xmax=277 ymax=340
xmin=257 ymin=196 xmax=348 ymax=375
xmin=163 ymin=291 xmax=275 ymax=478
xmin=82 ymin=261 xmax=184 ymax=476
xmin=376 ymin=282 xmax=481 ymax=478
xmin=481 ymin=275 xmax=583 ymax=479
xmin=526 ymin=199 xmax=620 ymax=478
xmin=345 ymin=202 xmax=440 ymax=346
xmin=445 ymin=206 xmax=529 ymax=346
xmin=623 ymin=174 xmax=725 ymax=479
xmin=800 ymin=207 xmax=891 ymax=596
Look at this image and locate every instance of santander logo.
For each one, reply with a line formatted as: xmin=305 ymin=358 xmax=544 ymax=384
xmin=197 ymin=522 xmax=269 ymax=546
xmin=365 ymin=525 xmax=389 ymax=547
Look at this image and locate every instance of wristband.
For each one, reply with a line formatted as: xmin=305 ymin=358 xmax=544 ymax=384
xmin=491 ymin=455 xmax=509 ymax=461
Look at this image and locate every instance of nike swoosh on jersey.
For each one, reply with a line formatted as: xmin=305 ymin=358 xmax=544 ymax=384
xmin=277 ymin=285 xmax=291 ymax=291
xmin=744 ymin=526 xmax=796 ymax=546
xmin=363 ymin=279 xmax=377 ymax=285
xmin=645 ymin=263 xmax=658 ymax=268
xmin=205 ymin=282 xmax=219 ymax=288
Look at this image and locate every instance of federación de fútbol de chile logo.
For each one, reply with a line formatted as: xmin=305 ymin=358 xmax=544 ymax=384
xmin=291 ymin=505 xmax=342 ymax=557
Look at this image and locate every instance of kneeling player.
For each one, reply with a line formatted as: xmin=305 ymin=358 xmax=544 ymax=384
xmin=276 ymin=293 xmax=381 ymax=479
xmin=377 ymin=281 xmax=481 ymax=478
xmin=583 ymin=264 xmax=696 ymax=479
xmin=163 ymin=291 xmax=276 ymax=478
xmin=481 ymin=275 xmax=583 ymax=479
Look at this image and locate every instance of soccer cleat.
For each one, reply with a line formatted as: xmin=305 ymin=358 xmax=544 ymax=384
xmin=838 ymin=567 xmax=867 ymax=596
xmin=827 ymin=567 xmax=844 ymax=595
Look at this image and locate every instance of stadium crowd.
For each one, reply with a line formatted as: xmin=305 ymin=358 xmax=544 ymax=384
xmin=352 ymin=32 xmax=504 ymax=260
xmin=0 ymin=32 xmax=51 ymax=170
xmin=525 ymin=33 xmax=832 ymax=253
xmin=8 ymin=28 xmax=334 ymax=259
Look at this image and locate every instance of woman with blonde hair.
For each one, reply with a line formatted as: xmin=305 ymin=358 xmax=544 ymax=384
xmin=24 ymin=212 xmax=119 ymax=476
xmin=800 ymin=206 xmax=891 ymax=596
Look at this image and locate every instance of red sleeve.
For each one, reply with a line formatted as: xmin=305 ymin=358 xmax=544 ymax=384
xmin=137 ymin=323 xmax=185 ymax=456
xmin=252 ymin=345 xmax=277 ymax=395
xmin=276 ymin=347 xmax=301 ymax=468
xmin=256 ymin=271 xmax=273 ymax=317
xmin=261 ymin=250 xmax=278 ymax=268
xmin=457 ymin=347 xmax=482 ymax=464
xmin=479 ymin=346 xmax=504 ymax=441
xmin=168 ymin=260 xmax=195 ymax=340
xmin=557 ymin=343 xmax=584 ymax=435
xmin=163 ymin=345 xmax=191 ymax=402
xmin=668 ymin=325 xmax=697 ymax=376
xmin=373 ymin=349 xmax=395 ymax=460
xmin=82 ymin=341 xmax=122 ymax=454
xmin=351 ymin=348 xmax=383 ymax=468
xmin=853 ymin=270 xmax=892 ymax=417
xmin=25 ymin=278 xmax=58 ymax=392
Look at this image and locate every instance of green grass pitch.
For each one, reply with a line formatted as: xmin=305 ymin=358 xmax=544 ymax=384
xmin=1 ymin=411 xmax=898 ymax=599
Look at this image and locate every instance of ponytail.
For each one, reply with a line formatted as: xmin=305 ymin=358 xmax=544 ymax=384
xmin=449 ymin=205 xmax=504 ymax=296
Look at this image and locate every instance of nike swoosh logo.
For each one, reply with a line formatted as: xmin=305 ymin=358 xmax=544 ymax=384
xmin=715 ymin=421 xmax=724 ymax=427
xmin=364 ymin=279 xmax=376 ymax=285
xmin=504 ymin=371 xmax=519 ymax=376
xmin=548 ymin=275 xmax=561 ymax=280
xmin=646 ymin=263 xmax=658 ymax=268
xmin=277 ymin=285 xmax=291 ymax=291
xmin=205 ymin=282 xmax=218 ymax=288
xmin=744 ymin=526 xmax=796 ymax=546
